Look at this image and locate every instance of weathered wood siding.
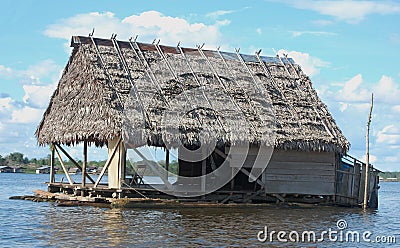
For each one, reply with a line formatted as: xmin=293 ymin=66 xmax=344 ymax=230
xmin=262 ymin=150 xmax=336 ymax=195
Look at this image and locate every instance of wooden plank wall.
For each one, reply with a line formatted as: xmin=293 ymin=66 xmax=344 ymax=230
xmin=257 ymin=150 xmax=336 ymax=195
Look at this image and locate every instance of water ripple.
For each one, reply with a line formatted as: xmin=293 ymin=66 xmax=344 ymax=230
xmin=1 ymin=174 xmax=399 ymax=247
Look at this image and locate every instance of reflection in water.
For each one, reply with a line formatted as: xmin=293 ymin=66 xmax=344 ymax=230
xmin=0 ymin=174 xmax=399 ymax=247
xmin=35 ymin=205 xmax=385 ymax=247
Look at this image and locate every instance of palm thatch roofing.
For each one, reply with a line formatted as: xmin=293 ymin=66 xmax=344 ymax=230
xmin=35 ymin=36 xmax=349 ymax=153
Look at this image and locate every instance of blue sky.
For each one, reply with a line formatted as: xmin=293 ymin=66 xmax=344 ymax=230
xmin=0 ymin=0 xmax=399 ymax=170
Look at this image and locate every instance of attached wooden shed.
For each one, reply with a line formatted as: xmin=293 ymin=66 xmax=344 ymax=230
xmin=35 ymin=35 xmax=379 ymax=207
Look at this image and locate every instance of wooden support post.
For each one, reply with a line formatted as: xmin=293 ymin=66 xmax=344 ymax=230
xmin=133 ymin=148 xmax=172 ymax=189
xmin=272 ymin=193 xmax=286 ymax=203
xmin=243 ymin=189 xmax=264 ymax=203
xmin=50 ymin=144 xmax=55 ymax=184
xmin=94 ymin=137 xmax=121 ymax=188
xmin=54 ymin=146 xmax=74 ymax=186
xmin=201 ymin=155 xmax=206 ymax=194
xmin=240 ymin=168 xmax=264 ymax=187
xmin=165 ymin=149 xmax=169 ymax=182
xmin=230 ymin=168 xmax=235 ymax=190
xmin=82 ymin=141 xmax=87 ymax=189
xmin=363 ymin=93 xmax=374 ymax=210
xmin=55 ymin=144 xmax=95 ymax=184
xmin=107 ymin=137 xmax=126 ymax=189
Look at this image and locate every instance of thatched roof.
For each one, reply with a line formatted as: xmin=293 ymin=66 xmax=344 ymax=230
xmin=35 ymin=36 xmax=349 ymax=153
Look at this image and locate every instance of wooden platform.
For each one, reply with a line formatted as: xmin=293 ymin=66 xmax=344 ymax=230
xmin=42 ymin=181 xmax=341 ymax=208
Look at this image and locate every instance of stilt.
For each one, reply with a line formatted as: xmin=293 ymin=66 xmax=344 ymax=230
xmin=201 ymin=155 xmax=206 ymax=193
xmin=55 ymin=144 xmax=95 ymax=183
xmin=165 ymin=149 xmax=169 ymax=182
xmin=54 ymin=146 xmax=74 ymax=186
xmin=363 ymin=93 xmax=374 ymax=210
xmin=50 ymin=143 xmax=55 ymax=184
xmin=94 ymin=137 xmax=121 ymax=188
xmin=107 ymin=137 xmax=126 ymax=189
xmin=230 ymin=168 xmax=235 ymax=190
xmin=82 ymin=141 xmax=87 ymax=189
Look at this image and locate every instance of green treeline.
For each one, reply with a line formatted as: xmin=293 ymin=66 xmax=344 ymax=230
xmin=379 ymin=172 xmax=400 ymax=180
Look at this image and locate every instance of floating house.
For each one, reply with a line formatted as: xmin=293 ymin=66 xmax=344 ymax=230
xmin=0 ymin=166 xmax=13 ymax=173
xmin=35 ymin=35 xmax=379 ymax=207
xmin=87 ymin=166 xmax=98 ymax=174
xmin=0 ymin=166 xmax=24 ymax=173
xmin=36 ymin=166 xmax=51 ymax=174
xmin=12 ymin=166 xmax=24 ymax=173
xmin=68 ymin=167 xmax=81 ymax=175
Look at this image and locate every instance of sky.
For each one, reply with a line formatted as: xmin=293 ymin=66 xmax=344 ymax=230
xmin=0 ymin=0 xmax=399 ymax=171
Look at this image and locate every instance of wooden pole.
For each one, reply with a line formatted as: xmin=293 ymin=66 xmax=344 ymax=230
xmin=94 ymin=137 xmax=121 ymax=188
xmin=165 ymin=149 xmax=169 ymax=182
xmin=55 ymin=144 xmax=95 ymax=184
xmin=201 ymin=156 xmax=206 ymax=193
xmin=230 ymin=168 xmax=235 ymax=190
xmin=82 ymin=141 xmax=87 ymax=188
xmin=363 ymin=93 xmax=373 ymax=210
xmin=54 ymin=146 xmax=74 ymax=186
xmin=50 ymin=144 xmax=55 ymax=184
xmin=133 ymin=147 xmax=172 ymax=189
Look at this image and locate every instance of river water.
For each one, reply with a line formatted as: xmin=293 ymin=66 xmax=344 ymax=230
xmin=0 ymin=173 xmax=399 ymax=247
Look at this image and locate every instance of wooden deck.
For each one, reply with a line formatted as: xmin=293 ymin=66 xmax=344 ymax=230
xmin=46 ymin=181 xmax=338 ymax=207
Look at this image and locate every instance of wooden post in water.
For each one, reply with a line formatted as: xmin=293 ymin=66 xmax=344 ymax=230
xmin=363 ymin=93 xmax=373 ymax=210
xmin=201 ymin=148 xmax=207 ymax=200
xmin=165 ymin=149 xmax=169 ymax=183
xmin=82 ymin=141 xmax=88 ymax=190
xmin=50 ymin=143 xmax=55 ymax=184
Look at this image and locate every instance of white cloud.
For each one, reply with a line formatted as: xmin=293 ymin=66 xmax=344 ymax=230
xmin=291 ymin=30 xmax=337 ymax=38
xmin=314 ymin=72 xmax=400 ymax=171
xmin=206 ymin=10 xmax=235 ymax=19
xmin=373 ymin=75 xmax=400 ymax=104
xmin=256 ymin=28 xmax=262 ymax=35
xmin=216 ymin=19 xmax=231 ymax=26
xmin=22 ymin=59 xmax=61 ymax=84
xmin=44 ymin=11 xmax=227 ymax=48
xmin=393 ymin=105 xmax=400 ymax=113
xmin=361 ymin=154 xmax=377 ymax=164
xmin=11 ymin=106 xmax=43 ymax=124
xmin=339 ymin=102 xmax=348 ymax=112
xmin=0 ymin=97 xmax=13 ymax=113
xmin=281 ymin=0 xmax=400 ymax=24
xmin=312 ymin=19 xmax=334 ymax=26
xmin=0 ymin=60 xmax=61 ymax=85
xmin=0 ymin=65 xmax=13 ymax=77
xmin=44 ymin=12 xmax=122 ymax=40
xmin=336 ymin=74 xmax=370 ymax=103
xmin=206 ymin=7 xmax=250 ymax=19
xmin=278 ymin=49 xmax=329 ymax=77
xmin=376 ymin=125 xmax=400 ymax=145
xmin=23 ymin=83 xmax=56 ymax=108
xmin=0 ymin=59 xmax=61 ymax=160
xmin=335 ymin=74 xmax=400 ymax=105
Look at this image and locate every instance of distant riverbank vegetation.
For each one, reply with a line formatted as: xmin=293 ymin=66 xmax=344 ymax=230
xmin=0 ymin=152 xmax=178 ymax=175
xmin=379 ymin=171 xmax=400 ymax=182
